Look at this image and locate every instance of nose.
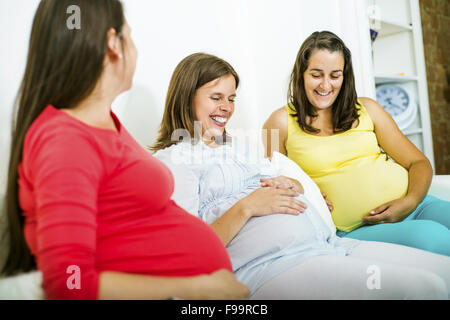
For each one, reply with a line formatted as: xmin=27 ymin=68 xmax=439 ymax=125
xmin=220 ymin=100 xmax=233 ymax=112
xmin=320 ymin=77 xmax=332 ymax=91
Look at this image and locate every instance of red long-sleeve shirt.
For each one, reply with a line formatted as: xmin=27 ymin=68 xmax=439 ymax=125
xmin=18 ymin=105 xmax=232 ymax=299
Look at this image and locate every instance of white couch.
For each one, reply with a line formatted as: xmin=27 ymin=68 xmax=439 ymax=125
xmin=0 ymin=175 xmax=449 ymax=299
xmin=428 ymin=175 xmax=450 ymax=202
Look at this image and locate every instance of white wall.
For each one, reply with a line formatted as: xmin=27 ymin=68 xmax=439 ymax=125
xmin=0 ymin=0 xmax=373 ymax=192
xmin=0 ymin=0 xmax=41 ymax=194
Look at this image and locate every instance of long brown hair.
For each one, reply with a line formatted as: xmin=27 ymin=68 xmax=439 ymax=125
xmin=1 ymin=0 xmax=125 ymax=276
xmin=150 ymin=53 xmax=239 ymax=152
xmin=288 ymin=31 xmax=359 ymax=134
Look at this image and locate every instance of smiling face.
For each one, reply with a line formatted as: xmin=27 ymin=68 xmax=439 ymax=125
xmin=303 ymin=49 xmax=344 ymax=111
xmin=193 ymin=74 xmax=236 ymax=142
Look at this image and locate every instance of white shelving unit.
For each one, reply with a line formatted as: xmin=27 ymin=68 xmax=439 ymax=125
xmin=365 ymin=0 xmax=435 ymax=170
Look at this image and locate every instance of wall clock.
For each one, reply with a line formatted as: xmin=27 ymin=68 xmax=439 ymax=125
xmin=376 ymin=84 xmax=417 ymax=131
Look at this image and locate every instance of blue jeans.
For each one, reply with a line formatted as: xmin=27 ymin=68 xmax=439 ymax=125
xmin=337 ymin=195 xmax=450 ymax=256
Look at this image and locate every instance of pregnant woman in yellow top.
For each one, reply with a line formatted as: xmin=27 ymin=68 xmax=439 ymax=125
xmin=263 ymin=31 xmax=450 ymax=256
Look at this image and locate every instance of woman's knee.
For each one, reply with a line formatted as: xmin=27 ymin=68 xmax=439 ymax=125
xmin=413 ymin=196 xmax=450 ymax=228
xmin=342 ymin=220 xmax=450 ymax=255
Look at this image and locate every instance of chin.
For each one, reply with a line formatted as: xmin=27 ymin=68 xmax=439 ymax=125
xmin=316 ymin=102 xmax=333 ymax=110
xmin=311 ymin=97 xmax=336 ymax=110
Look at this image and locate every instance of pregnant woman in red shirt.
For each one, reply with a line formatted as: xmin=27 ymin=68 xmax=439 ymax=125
xmin=1 ymin=0 xmax=248 ymax=300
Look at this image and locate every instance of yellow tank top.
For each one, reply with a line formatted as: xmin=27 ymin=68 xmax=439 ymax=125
xmin=285 ymin=101 xmax=409 ymax=232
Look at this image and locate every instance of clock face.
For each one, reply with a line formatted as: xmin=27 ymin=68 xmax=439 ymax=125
xmin=375 ymin=84 xmax=417 ymax=131
xmin=376 ymin=85 xmax=410 ymax=116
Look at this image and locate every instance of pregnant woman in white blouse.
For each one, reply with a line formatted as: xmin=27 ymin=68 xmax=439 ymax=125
xmin=151 ymin=52 xmax=450 ymax=299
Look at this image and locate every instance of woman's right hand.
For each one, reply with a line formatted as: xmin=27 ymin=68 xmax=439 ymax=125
xmin=239 ymin=186 xmax=307 ymax=218
xmin=194 ymin=269 xmax=250 ymax=300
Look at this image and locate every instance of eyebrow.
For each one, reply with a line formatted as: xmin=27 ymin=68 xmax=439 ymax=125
xmin=210 ymin=92 xmax=237 ymax=97
xmin=310 ymin=68 xmax=343 ymax=73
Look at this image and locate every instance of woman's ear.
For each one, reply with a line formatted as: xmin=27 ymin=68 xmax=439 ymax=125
xmin=106 ymin=28 xmax=122 ymax=61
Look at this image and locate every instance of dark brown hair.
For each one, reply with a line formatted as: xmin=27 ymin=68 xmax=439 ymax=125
xmin=1 ymin=0 xmax=125 ymax=276
xmin=288 ymin=31 xmax=359 ymax=134
xmin=150 ymin=53 xmax=239 ymax=152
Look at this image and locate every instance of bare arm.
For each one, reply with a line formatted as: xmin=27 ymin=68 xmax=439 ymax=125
xmin=210 ymin=201 xmax=252 ymax=247
xmin=360 ymin=97 xmax=433 ymax=223
xmin=262 ymin=107 xmax=288 ymax=158
xmin=98 ymin=269 xmax=250 ymax=300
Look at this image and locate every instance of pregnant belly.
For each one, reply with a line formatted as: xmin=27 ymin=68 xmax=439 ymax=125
xmin=226 ymin=198 xmax=323 ymax=271
xmin=316 ymin=157 xmax=409 ymax=232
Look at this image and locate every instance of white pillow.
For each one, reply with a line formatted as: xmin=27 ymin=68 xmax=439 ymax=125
xmin=153 ymin=148 xmax=200 ymax=217
xmin=270 ymin=152 xmax=336 ymax=234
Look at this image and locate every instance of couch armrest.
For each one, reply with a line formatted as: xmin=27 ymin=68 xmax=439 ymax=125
xmin=428 ymin=175 xmax=450 ymax=201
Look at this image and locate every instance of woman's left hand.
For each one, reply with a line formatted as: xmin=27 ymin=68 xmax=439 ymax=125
xmin=260 ymin=176 xmax=304 ymax=194
xmin=362 ymin=197 xmax=417 ymax=225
